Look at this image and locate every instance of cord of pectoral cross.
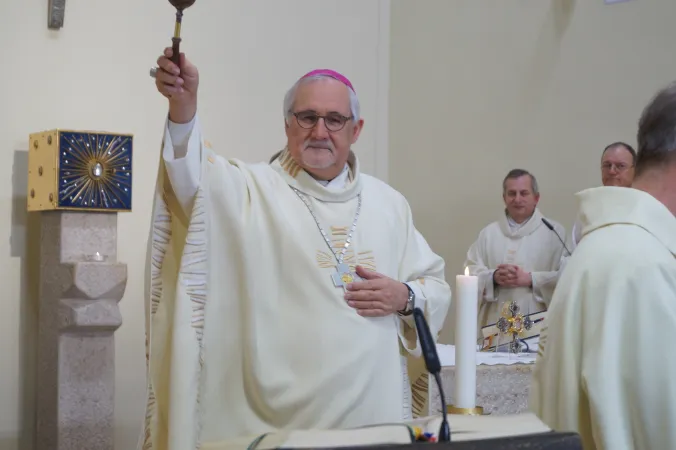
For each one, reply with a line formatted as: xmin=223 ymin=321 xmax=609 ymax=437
xmin=290 ymin=187 xmax=362 ymax=265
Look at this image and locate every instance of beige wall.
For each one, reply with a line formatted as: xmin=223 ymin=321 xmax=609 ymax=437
xmin=0 ymin=1 xmax=389 ymax=449
xmin=5 ymin=0 xmax=676 ymax=446
xmin=389 ymin=0 xmax=676 ymax=343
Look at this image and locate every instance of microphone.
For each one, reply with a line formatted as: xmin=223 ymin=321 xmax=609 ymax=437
xmin=413 ymin=307 xmax=451 ymax=443
xmin=541 ymin=218 xmax=571 ymax=256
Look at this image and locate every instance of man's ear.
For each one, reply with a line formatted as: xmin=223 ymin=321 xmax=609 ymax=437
xmin=351 ymin=118 xmax=364 ymax=144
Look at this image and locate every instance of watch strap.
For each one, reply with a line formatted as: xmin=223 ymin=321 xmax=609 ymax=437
xmin=398 ymin=283 xmax=415 ymax=316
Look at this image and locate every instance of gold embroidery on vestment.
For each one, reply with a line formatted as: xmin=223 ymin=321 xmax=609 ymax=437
xmin=279 ymin=150 xmax=302 ymax=178
xmin=315 ymin=226 xmax=376 ymax=271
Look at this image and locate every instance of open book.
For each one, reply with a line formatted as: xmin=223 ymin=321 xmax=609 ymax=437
xmin=201 ymin=413 xmax=551 ymax=450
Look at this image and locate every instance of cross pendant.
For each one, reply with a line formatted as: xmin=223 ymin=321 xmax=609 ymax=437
xmin=331 ymin=263 xmax=360 ymax=290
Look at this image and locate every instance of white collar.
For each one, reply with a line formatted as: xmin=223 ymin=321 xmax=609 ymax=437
xmin=506 ymin=213 xmax=532 ymax=230
xmin=317 ymin=164 xmax=349 ymax=190
xmin=576 ymin=186 xmax=676 ymax=255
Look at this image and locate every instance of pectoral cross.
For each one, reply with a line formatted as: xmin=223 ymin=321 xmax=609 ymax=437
xmin=48 ymin=0 xmax=66 ymax=29
xmin=331 ymin=263 xmax=361 ymax=290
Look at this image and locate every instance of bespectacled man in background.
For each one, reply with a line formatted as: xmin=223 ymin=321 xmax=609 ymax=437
xmin=570 ymin=142 xmax=636 ymax=249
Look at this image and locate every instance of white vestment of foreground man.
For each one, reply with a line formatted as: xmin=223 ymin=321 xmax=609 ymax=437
xmin=141 ymin=116 xmax=451 ymax=449
xmin=530 ymin=186 xmax=676 ymax=450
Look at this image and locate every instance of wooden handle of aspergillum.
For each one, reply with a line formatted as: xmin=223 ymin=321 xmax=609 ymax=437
xmin=170 ymin=8 xmax=183 ymax=69
xmin=167 ymin=0 xmax=195 ymax=70
xmin=171 ymin=36 xmax=181 ymax=67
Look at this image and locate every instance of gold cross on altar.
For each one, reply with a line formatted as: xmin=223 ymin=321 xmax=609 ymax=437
xmin=496 ymin=301 xmax=533 ymax=353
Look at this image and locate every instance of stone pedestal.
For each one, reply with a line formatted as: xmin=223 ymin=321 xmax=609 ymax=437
xmin=36 ymin=212 xmax=126 ymax=450
xmin=429 ymin=364 xmax=534 ymax=416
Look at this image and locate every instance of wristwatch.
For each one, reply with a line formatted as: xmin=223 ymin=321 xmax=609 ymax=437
xmin=398 ymin=283 xmax=415 ymax=316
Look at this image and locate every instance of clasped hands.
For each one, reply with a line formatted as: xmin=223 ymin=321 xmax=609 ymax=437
xmin=493 ymin=264 xmax=532 ymax=288
xmin=343 ymin=266 xmax=409 ymax=317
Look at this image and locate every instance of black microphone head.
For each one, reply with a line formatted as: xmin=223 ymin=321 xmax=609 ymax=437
xmin=541 ymin=217 xmax=554 ymax=230
xmin=413 ymin=307 xmax=442 ymax=374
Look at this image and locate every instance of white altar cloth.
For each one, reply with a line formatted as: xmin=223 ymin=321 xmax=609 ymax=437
xmin=437 ymin=344 xmax=536 ymax=367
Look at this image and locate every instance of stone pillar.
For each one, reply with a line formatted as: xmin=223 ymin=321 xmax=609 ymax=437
xmin=28 ymin=127 xmax=133 ymax=449
xmin=36 ymin=211 xmax=127 ymax=450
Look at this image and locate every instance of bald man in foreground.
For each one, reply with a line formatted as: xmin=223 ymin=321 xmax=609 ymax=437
xmin=530 ymin=81 xmax=676 ymax=450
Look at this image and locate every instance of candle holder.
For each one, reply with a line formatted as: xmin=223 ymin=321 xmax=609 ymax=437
xmin=84 ymin=252 xmax=107 ymax=262
xmin=447 ymin=405 xmax=487 ymax=415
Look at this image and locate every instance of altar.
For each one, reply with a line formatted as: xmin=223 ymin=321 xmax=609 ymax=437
xmin=422 ymin=345 xmax=535 ymax=417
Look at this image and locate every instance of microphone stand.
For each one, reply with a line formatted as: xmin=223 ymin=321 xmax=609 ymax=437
xmin=413 ymin=307 xmax=451 ymax=442
xmin=541 ymin=218 xmax=572 ymax=256
xmin=433 ymin=372 xmax=451 ymax=442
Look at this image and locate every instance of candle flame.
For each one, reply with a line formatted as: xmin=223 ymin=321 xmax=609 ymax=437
xmin=464 ymin=266 xmax=469 ymax=276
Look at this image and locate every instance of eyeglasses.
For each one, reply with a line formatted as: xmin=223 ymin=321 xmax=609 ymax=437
xmin=292 ymin=111 xmax=352 ymax=132
xmin=601 ymin=162 xmax=633 ymax=172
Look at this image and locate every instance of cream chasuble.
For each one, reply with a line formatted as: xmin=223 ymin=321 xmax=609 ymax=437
xmin=570 ymin=216 xmax=582 ymax=251
xmin=141 ymin=117 xmax=451 ymax=449
xmin=465 ymin=209 xmax=565 ymax=332
xmin=530 ymin=186 xmax=676 ymax=450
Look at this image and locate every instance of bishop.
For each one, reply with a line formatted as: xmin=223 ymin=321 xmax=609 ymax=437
xmin=142 ymin=48 xmax=452 ymax=448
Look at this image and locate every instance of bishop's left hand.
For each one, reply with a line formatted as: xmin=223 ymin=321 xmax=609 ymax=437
xmin=344 ymin=266 xmax=409 ymax=317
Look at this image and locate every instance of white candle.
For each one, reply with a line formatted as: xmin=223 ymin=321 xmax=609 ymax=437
xmin=454 ymin=266 xmax=479 ymax=408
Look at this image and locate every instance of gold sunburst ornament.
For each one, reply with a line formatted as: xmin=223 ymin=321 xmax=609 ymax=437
xmin=496 ymin=301 xmax=533 ymax=353
xmin=27 ymin=129 xmax=133 ymax=212
xmin=341 ymin=273 xmax=354 ymax=284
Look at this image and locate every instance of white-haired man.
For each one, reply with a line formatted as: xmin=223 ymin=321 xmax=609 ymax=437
xmin=141 ymin=48 xmax=451 ymax=448
xmin=530 ymin=81 xmax=676 ymax=449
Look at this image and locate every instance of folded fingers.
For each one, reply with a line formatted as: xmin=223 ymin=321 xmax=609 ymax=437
xmin=345 ymin=289 xmax=379 ymax=302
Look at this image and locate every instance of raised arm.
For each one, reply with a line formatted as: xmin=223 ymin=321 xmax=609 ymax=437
xmin=155 ymin=47 xmax=198 ymax=125
xmin=153 ymin=48 xmax=253 ymax=218
xmin=154 ymin=47 xmax=202 ymax=215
